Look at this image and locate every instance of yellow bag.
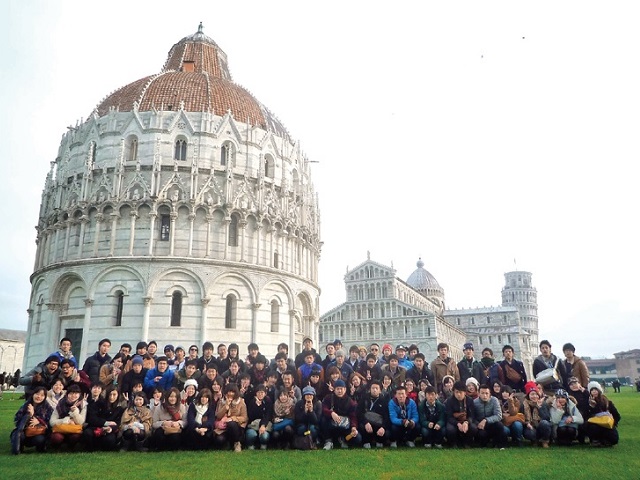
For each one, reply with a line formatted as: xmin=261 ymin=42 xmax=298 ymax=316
xmin=52 ymin=423 xmax=83 ymax=434
xmin=587 ymin=414 xmax=614 ymax=429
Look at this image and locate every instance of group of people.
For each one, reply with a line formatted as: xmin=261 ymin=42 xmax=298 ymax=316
xmin=10 ymin=336 xmax=621 ymax=454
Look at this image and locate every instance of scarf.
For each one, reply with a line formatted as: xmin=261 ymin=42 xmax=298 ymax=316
xmin=195 ymin=403 xmax=209 ymax=425
xmin=163 ymin=401 xmax=182 ymax=421
xmin=56 ymin=395 xmax=82 ymax=418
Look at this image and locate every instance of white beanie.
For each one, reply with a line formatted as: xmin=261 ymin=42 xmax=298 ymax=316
xmin=184 ymin=378 xmax=199 ymax=390
xmin=587 ymin=381 xmax=603 ymax=394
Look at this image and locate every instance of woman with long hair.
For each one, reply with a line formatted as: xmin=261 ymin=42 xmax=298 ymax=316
xmin=11 ymin=386 xmax=53 ymax=454
xmin=151 ymin=387 xmax=186 ymax=450
xmin=213 ymin=383 xmax=248 ymax=452
xmin=585 ymin=381 xmax=621 ymax=447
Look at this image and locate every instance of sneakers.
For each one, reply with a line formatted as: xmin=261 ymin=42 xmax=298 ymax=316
xmin=375 ymin=442 xmax=384 ymax=448
xmin=434 ymin=444 xmax=443 ymax=449
xmin=363 ymin=443 xmax=371 ymax=449
xmin=323 ymin=441 xmax=333 ymax=450
xmin=424 ymin=443 xmax=432 ymax=449
xmin=338 ymin=437 xmax=349 ymax=449
xmin=247 ymin=445 xmax=255 ymax=450
xmin=234 ymin=441 xmax=242 ymax=452
xmin=406 ymin=441 xmax=416 ymax=448
xmin=541 ymin=441 xmax=549 ymax=449
xmin=390 ymin=441 xmax=398 ymax=448
xmin=260 ymin=444 xmax=267 ymax=450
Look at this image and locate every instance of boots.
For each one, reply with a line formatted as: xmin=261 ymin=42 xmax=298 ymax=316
xmin=135 ymin=440 xmax=149 ymax=452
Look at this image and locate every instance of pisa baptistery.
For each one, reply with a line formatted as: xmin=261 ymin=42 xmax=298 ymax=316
xmin=24 ymin=25 xmax=321 ymax=367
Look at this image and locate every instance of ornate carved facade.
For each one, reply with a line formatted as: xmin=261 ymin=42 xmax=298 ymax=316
xmin=25 ymin=26 xmax=321 ymax=367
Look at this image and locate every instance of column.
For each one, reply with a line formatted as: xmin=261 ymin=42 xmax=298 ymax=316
xmin=289 ymin=309 xmax=296 ymax=354
xmin=223 ymin=218 xmax=230 ymax=260
xmin=205 ymin=215 xmax=212 ymax=257
xmin=109 ymin=213 xmax=119 ymax=256
xmin=255 ymin=223 xmax=262 ymax=265
xmin=62 ymin=220 xmax=71 ymax=261
xmin=239 ymin=220 xmax=247 ymax=262
xmin=78 ymin=216 xmax=88 ymax=259
xmin=93 ymin=214 xmax=104 ymax=257
xmin=81 ymin=299 xmax=94 ymax=363
xmin=200 ymin=298 xmax=210 ymax=346
xmin=141 ymin=297 xmax=152 ymax=341
xmin=128 ymin=211 xmax=138 ymax=255
xmin=148 ymin=212 xmax=157 ymax=256
xmin=251 ymin=303 xmax=261 ymax=343
xmin=169 ymin=212 xmax=177 ymax=256
xmin=187 ymin=213 xmax=195 ymax=256
xmin=53 ymin=225 xmax=61 ymax=262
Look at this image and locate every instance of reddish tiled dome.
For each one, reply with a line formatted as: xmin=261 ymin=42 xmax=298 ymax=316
xmin=95 ymin=24 xmax=289 ymax=138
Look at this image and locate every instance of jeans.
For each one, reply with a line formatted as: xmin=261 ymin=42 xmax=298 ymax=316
xmin=523 ymin=420 xmax=551 ymax=442
xmin=421 ymin=426 xmax=445 ymax=445
xmin=504 ymin=421 xmax=524 ymax=442
xmin=245 ymin=427 xmax=270 ymax=447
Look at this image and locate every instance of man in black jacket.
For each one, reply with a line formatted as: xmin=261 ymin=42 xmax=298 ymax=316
xmin=82 ymin=338 xmax=112 ymax=384
xmin=358 ymin=380 xmax=390 ymax=448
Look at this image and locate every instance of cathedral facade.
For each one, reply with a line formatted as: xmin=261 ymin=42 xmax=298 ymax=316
xmin=320 ymin=257 xmax=538 ymax=375
xmin=24 ymin=26 xmax=321 ymax=368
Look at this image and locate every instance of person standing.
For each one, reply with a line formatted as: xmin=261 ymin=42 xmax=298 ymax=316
xmin=457 ymin=342 xmax=483 ymax=384
xmin=82 ymin=338 xmax=112 ymax=384
xmin=532 ymin=340 xmax=568 ymax=393
xmin=499 ymin=345 xmax=527 ymax=396
xmin=562 ymin=343 xmax=589 ymax=389
xmin=431 ymin=343 xmax=460 ymax=394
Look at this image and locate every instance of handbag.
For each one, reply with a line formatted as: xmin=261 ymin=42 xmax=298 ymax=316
xmin=214 ymin=419 xmax=228 ymax=431
xmin=162 ymin=424 xmax=181 ymax=434
xmin=332 ymin=415 xmax=350 ymax=429
xmin=52 ymin=423 xmax=83 ymax=434
xmin=504 ymin=363 xmax=522 ymax=383
xmin=503 ymin=413 xmax=526 ymax=427
xmin=535 ymin=358 xmax=560 ymax=386
xmin=293 ymin=430 xmax=316 ymax=450
xmin=25 ymin=424 xmax=47 ymax=437
xmin=587 ymin=413 xmax=614 ymax=429
xmin=363 ymin=411 xmax=384 ymax=429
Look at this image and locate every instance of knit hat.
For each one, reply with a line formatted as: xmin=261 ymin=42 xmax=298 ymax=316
xmin=524 ymin=381 xmax=538 ymax=396
xmin=310 ymin=368 xmax=322 ymax=377
xmin=463 ymin=342 xmax=474 ymax=351
xmin=334 ymin=379 xmax=346 ymax=388
xmin=132 ymin=355 xmax=144 ymax=366
xmin=555 ymin=388 xmax=569 ymax=399
xmin=382 ymin=343 xmax=393 ymax=353
xmin=184 ymin=379 xmax=198 ymax=390
xmin=443 ymin=375 xmax=455 ymax=385
xmin=465 ymin=377 xmax=479 ymax=388
xmin=335 ymin=349 xmax=345 ymax=358
xmin=164 ymin=344 xmax=174 ymax=352
xmin=302 ymin=386 xmax=316 ymax=397
xmin=567 ymin=376 xmax=580 ymax=385
xmin=587 ymin=381 xmax=603 ymax=394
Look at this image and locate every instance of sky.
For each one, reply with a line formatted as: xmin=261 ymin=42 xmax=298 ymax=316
xmin=1 ymin=1 xmax=639 ymax=358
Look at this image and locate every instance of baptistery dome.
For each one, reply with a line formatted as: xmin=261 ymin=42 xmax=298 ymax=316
xmin=25 ymin=26 xmax=321 ymax=369
xmin=406 ymin=258 xmax=445 ymax=309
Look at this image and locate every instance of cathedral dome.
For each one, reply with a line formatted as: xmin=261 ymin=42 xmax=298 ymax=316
xmin=95 ymin=23 xmax=289 ymax=139
xmin=407 ymin=258 xmax=445 ymax=300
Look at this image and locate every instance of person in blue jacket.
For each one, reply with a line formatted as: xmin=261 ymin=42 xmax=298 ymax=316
xmin=144 ymin=357 xmax=174 ymax=395
xmin=388 ymin=384 xmax=419 ymax=448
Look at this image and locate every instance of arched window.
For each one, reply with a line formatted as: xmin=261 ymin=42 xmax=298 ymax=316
xmin=270 ymin=299 xmax=279 ymax=332
xmin=171 ymin=291 xmax=182 ymax=326
xmin=264 ymin=154 xmax=275 ymax=178
xmin=89 ymin=141 xmax=97 ymax=167
xmin=174 ymin=139 xmax=187 ymax=161
xmin=228 ymin=214 xmax=239 ymax=246
xmin=126 ymin=135 xmax=138 ymax=162
xmin=273 ymin=251 xmax=279 ymax=268
xmin=225 ymin=294 xmax=237 ymax=329
xmin=115 ymin=290 xmax=124 ymax=327
xmin=221 ymin=144 xmax=228 ymax=166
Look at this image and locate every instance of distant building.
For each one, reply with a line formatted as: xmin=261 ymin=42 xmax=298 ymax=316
xmin=613 ymin=349 xmax=640 ymax=382
xmin=320 ymin=256 xmax=538 ymax=372
xmin=0 ymin=329 xmax=26 ymax=374
xmin=584 ymin=358 xmax=617 ymax=383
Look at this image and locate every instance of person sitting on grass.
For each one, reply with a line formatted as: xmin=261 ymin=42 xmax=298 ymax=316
xmin=151 ymin=387 xmax=186 ymax=450
xmin=388 ymin=384 xmax=419 ymax=448
xmin=120 ymin=392 xmax=152 ymax=452
xmin=185 ymin=388 xmax=215 ymax=450
xmin=445 ymin=381 xmax=477 ymax=448
xmin=321 ymin=379 xmax=361 ymax=450
xmin=11 ymin=386 xmax=53 ymax=454
xmin=522 ymin=381 xmax=552 ymax=448
xmin=473 ymin=384 xmax=507 ymax=449
xmin=49 ymin=383 xmax=86 ymax=450
xmin=272 ymin=387 xmax=296 ymax=448
xmin=245 ymin=384 xmax=273 ymax=450
xmin=419 ymin=386 xmax=446 ymax=448
xmin=213 ymin=383 xmax=248 ymax=453
xmin=294 ymin=385 xmax=322 ymax=447
xmin=358 ymin=380 xmax=390 ymax=449
xmin=585 ymin=381 xmax=621 ymax=447
xmin=550 ymin=388 xmax=583 ymax=446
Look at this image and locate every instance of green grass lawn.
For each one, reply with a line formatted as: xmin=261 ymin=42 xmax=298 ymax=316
xmin=0 ymin=388 xmax=638 ymax=480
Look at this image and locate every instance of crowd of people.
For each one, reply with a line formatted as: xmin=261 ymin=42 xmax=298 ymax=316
xmin=10 ymin=336 xmax=621 ymax=454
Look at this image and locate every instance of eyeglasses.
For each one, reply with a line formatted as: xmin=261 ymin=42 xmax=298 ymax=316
xmin=190 ymin=348 xmax=198 ymax=352
xmin=370 ymin=348 xmax=379 ymax=352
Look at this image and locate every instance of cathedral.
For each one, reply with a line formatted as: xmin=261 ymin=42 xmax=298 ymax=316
xmin=24 ymin=25 xmax=321 ymax=368
xmin=319 ymin=256 xmax=538 ymax=375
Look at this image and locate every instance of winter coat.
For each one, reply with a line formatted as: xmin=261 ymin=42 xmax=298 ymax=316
xmin=430 ymin=357 xmax=460 ymax=392
xmin=144 ymin=366 xmax=175 ymax=393
xmin=120 ymin=405 xmax=152 ymax=438
xmin=473 ymin=396 xmax=502 ymax=424
xmin=499 ymin=359 xmax=527 ymax=391
xmin=358 ymin=394 xmax=390 ymax=429
xmin=322 ymin=393 xmax=358 ymax=428
xmin=419 ymin=399 xmax=446 ymax=430
xmin=564 ymin=356 xmax=589 ymax=388
xmin=445 ymin=394 xmax=476 ymax=427
xmin=294 ymin=398 xmax=323 ymax=429
xmin=82 ymin=352 xmax=112 ymax=384
xmin=214 ymin=397 xmax=248 ymax=432
xmin=550 ymin=399 xmax=583 ymax=429
xmin=152 ymin=403 xmax=187 ymax=431
xmin=388 ymin=397 xmax=419 ymax=427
